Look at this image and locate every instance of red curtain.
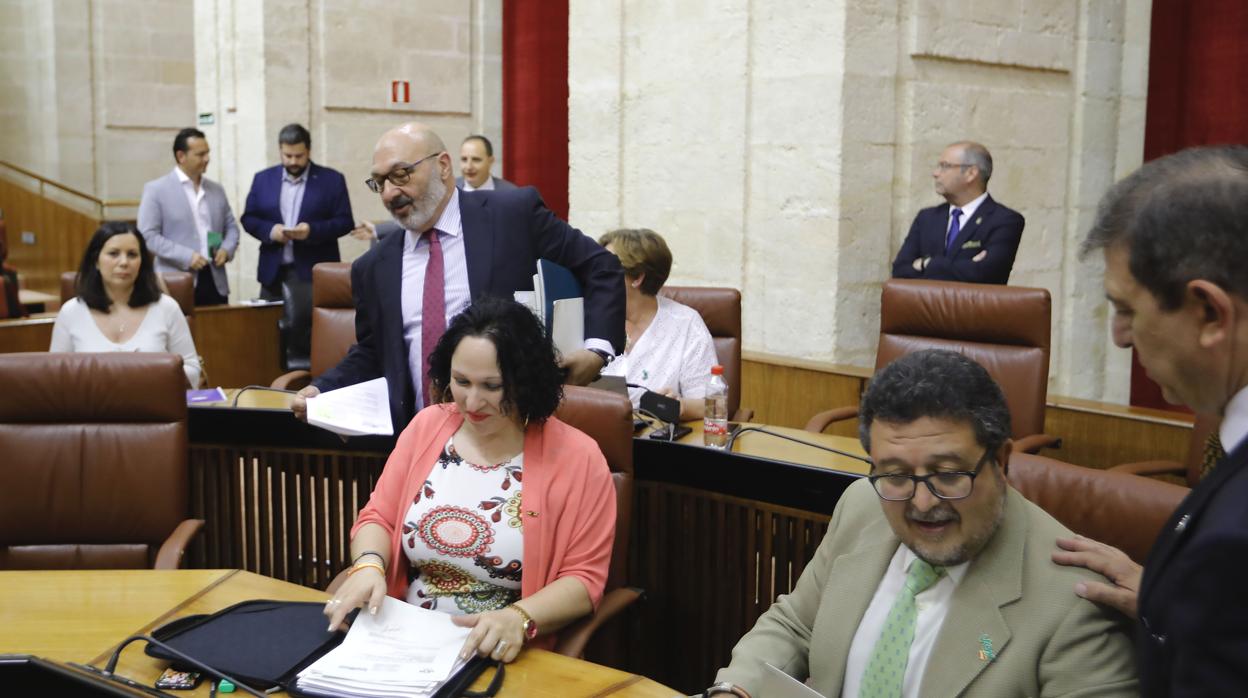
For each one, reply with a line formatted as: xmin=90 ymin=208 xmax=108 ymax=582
xmin=502 ymin=0 xmax=570 ymax=220
xmin=1131 ymin=0 xmax=1248 ymax=410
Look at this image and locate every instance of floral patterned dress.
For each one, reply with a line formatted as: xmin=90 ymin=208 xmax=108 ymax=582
xmin=401 ymin=436 xmax=524 ymax=614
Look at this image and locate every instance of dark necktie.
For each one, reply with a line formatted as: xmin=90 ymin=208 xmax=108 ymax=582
xmin=945 ymin=208 xmax=964 ymax=254
xmin=421 ymin=229 xmax=445 ymax=407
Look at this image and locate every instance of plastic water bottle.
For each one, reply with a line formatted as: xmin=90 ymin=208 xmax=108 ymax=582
xmin=703 ymin=365 xmax=729 ymax=449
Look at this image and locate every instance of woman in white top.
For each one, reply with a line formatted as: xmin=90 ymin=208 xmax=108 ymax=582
xmin=598 ymin=228 xmax=717 ymax=420
xmin=50 ymin=221 xmax=201 ymax=388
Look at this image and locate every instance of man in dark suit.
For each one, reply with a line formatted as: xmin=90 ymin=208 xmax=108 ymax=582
xmin=1053 ymin=145 xmax=1248 ymax=696
xmin=292 ymin=122 xmax=624 ymax=432
xmin=456 ymin=134 xmax=517 ymax=192
xmin=892 ymin=141 xmax=1024 ymax=285
xmin=241 ymin=123 xmax=354 ymax=370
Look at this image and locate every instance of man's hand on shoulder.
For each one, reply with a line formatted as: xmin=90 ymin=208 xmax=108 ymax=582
xmin=1052 ymin=535 xmax=1141 ymax=619
xmin=560 ymin=349 xmax=606 ymax=386
xmin=292 ymin=385 xmax=320 ymax=422
xmin=350 ymin=220 xmax=378 ymax=242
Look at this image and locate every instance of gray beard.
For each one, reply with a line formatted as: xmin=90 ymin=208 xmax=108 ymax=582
xmin=394 ymin=176 xmax=448 ymax=232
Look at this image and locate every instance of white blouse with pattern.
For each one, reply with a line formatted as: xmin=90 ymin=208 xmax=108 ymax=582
xmin=402 ymin=436 xmax=525 ymax=614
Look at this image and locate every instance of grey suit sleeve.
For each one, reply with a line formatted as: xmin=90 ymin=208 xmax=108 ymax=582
xmin=214 ymin=183 xmax=240 ymax=257
xmin=138 ymin=181 xmax=196 ymax=268
xmin=1037 ymin=594 xmax=1138 ymax=697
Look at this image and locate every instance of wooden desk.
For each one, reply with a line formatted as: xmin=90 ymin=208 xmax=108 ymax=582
xmin=0 ymin=569 xmax=676 ymax=697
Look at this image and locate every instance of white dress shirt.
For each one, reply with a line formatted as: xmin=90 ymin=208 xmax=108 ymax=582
xmin=173 ymin=167 xmax=211 ymax=257
xmin=1220 ymin=384 xmax=1248 ymax=455
xmin=460 ymin=176 xmax=495 ymax=192
xmin=400 ymin=189 xmax=472 ymax=412
xmin=842 ymin=544 xmax=969 ymax=698
xmin=279 ymin=169 xmax=307 ymax=265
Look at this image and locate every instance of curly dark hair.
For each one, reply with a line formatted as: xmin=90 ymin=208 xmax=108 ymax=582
xmin=76 ymin=221 xmax=163 ymax=312
xmin=427 ymin=296 xmax=564 ymax=424
xmin=858 ymin=349 xmax=1011 ymax=455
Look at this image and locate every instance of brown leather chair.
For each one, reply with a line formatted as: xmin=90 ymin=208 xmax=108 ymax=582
xmin=658 ymin=286 xmax=753 ymax=421
xmin=60 ymin=270 xmax=196 ymax=329
xmin=1007 ymin=452 xmax=1189 ymax=564
xmin=550 ymin=385 xmax=641 ymax=660
xmin=805 ymin=279 xmax=1060 ymax=453
xmin=272 ymin=262 xmax=354 ymax=391
xmin=0 ymin=352 xmax=204 ymax=569
xmin=1110 ymin=414 xmax=1219 ymax=487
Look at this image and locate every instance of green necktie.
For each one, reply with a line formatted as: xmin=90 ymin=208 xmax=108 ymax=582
xmin=858 ymin=558 xmax=945 ymax=698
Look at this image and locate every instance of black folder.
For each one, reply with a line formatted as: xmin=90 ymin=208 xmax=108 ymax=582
xmin=144 ymin=599 xmax=500 ymax=697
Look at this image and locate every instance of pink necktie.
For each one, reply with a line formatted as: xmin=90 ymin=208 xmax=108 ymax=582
xmin=421 ymin=229 xmax=445 ymax=407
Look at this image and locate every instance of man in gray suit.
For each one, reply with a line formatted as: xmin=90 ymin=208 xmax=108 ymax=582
xmin=705 ymin=350 xmax=1136 ymax=698
xmin=138 ymin=128 xmax=240 ymax=305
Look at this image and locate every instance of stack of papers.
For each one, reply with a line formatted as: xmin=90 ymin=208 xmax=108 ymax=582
xmin=306 ymin=378 xmax=394 ymax=437
xmin=296 ymin=597 xmax=471 ymax=697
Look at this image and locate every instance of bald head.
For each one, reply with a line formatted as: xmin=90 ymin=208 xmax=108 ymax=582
xmin=371 ymin=122 xmax=455 ymax=233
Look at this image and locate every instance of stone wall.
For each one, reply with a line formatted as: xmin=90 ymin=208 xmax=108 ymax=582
xmin=0 ymin=0 xmax=194 ymax=208
xmin=568 ymin=0 xmax=1151 ymax=403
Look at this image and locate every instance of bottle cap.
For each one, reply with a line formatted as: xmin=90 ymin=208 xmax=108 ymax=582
xmin=711 ymin=365 xmax=724 ymax=375
xmin=218 ymin=680 xmax=236 ymax=693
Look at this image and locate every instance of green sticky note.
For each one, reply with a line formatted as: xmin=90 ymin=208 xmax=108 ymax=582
xmin=207 ymin=231 xmax=223 ymax=251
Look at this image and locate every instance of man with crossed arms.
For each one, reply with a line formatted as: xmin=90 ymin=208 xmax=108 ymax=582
xmin=704 ymin=350 xmax=1135 ymax=697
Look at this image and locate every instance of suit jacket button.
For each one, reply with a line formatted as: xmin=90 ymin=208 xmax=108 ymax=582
xmin=1175 ymin=513 xmax=1191 ymax=532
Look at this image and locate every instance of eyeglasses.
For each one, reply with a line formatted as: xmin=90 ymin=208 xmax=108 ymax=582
xmin=935 ymin=161 xmax=972 ymax=171
xmin=364 ymin=151 xmax=444 ymax=193
xmin=867 ymin=448 xmax=994 ymax=502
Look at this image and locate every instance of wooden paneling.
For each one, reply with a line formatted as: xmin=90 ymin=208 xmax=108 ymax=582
xmin=742 ymin=355 xmax=1195 ymax=470
xmin=0 ymin=315 xmax=54 ymax=353
xmin=628 ymin=482 xmax=830 ymax=694
xmin=742 ymin=355 xmax=866 ymax=437
xmin=0 ymin=304 xmax=283 ymax=391
xmin=0 ymin=175 xmax=100 ymax=295
xmin=193 ymin=304 xmax=284 ymax=388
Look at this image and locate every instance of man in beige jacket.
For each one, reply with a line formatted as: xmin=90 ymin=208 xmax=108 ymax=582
xmin=704 ymin=350 xmax=1136 ymax=698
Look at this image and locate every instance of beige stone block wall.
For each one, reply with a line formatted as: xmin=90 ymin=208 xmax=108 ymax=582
xmin=0 ymin=0 xmax=195 ymax=213
xmin=192 ymin=0 xmax=501 ymax=302
xmin=569 ymin=0 xmax=1151 ymax=402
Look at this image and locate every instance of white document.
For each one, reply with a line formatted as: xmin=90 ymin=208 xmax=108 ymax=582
xmin=513 ymin=290 xmax=539 ymax=315
xmin=296 ymin=596 xmax=471 ymax=697
xmin=306 ymin=377 xmax=394 ymax=436
xmin=550 ymin=297 xmax=584 ymax=358
xmin=760 ymin=663 xmax=828 ymax=698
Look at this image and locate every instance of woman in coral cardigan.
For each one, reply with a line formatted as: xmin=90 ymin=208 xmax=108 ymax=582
xmin=323 ymin=297 xmax=616 ymax=664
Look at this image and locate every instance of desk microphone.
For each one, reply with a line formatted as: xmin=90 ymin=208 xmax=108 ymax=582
xmin=83 ymin=633 xmax=267 ymax=697
xmin=231 ymin=384 xmax=298 ymax=407
xmin=725 ymin=426 xmax=873 ymax=464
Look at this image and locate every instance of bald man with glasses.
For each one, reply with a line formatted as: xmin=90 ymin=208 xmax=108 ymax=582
xmin=891 ymin=141 xmax=1025 ymax=285
xmin=704 ymin=350 xmax=1135 ymax=698
xmin=293 ymin=122 xmax=624 ymax=433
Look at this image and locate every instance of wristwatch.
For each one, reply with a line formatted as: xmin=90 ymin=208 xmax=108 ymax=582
xmin=587 ymin=347 xmax=614 ymax=368
xmin=703 ymin=682 xmax=750 ymax=697
xmin=508 ymin=603 xmax=538 ymax=642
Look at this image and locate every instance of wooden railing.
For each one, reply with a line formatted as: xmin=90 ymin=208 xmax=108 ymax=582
xmin=0 ymin=160 xmax=138 ymax=295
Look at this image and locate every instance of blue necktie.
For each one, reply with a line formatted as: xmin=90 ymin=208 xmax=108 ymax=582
xmin=945 ymin=208 xmax=963 ymax=255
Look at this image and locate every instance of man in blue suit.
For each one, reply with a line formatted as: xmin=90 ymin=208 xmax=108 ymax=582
xmin=1053 ymin=146 xmax=1248 ymax=696
xmin=892 ymin=141 xmax=1024 ymax=285
xmin=241 ymin=124 xmax=354 ymax=370
xmin=291 ymin=122 xmax=624 ymax=432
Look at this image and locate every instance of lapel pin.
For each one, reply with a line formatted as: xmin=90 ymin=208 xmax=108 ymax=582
xmin=977 ymin=634 xmax=996 ymax=662
xmin=1175 ymin=513 xmax=1190 ymax=532
xmin=975 ymin=217 xmax=983 ymax=225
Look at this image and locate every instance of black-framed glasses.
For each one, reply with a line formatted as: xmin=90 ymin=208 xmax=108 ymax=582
xmin=868 ymin=448 xmax=994 ymax=501
xmin=935 ymin=161 xmax=972 ymax=171
xmin=364 ymin=151 xmax=444 ymax=193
